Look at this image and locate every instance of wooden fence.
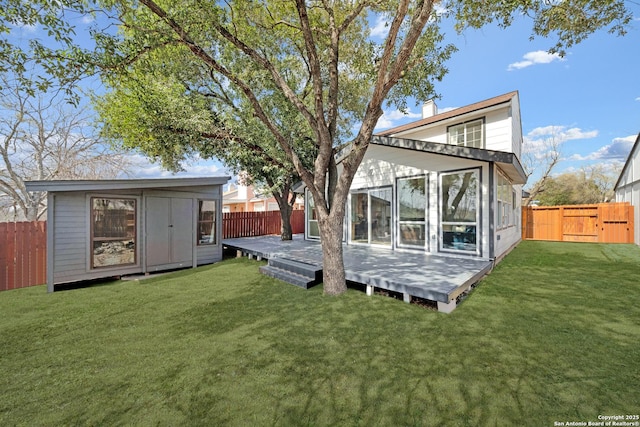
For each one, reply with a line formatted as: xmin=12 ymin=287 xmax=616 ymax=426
xmin=0 ymin=210 xmax=305 ymax=291
xmin=0 ymin=221 xmax=47 ymax=291
xmin=522 ymin=202 xmax=634 ymax=243
xmin=223 ymin=209 xmax=305 ymax=239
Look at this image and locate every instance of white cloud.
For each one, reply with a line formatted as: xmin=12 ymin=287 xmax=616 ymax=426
xmin=81 ymin=15 xmax=95 ymax=25
xmin=374 ymin=108 xmax=422 ymax=130
xmin=525 ymin=125 xmax=598 ymax=147
xmin=635 ymin=97 xmax=640 ymax=101
xmin=369 ymin=15 xmax=389 ymax=39
xmin=570 ymin=135 xmax=635 ymax=161
xmin=126 ymin=153 xmax=228 ymax=179
xmin=507 ymin=50 xmax=564 ymax=71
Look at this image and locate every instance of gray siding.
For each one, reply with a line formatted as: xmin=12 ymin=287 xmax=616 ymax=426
xmin=48 ymin=183 xmax=225 ymax=286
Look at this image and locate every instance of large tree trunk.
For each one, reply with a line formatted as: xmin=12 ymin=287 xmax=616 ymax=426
xmin=317 ymin=208 xmax=347 ymax=295
xmin=279 ymin=202 xmax=293 ymax=241
xmin=272 ymin=182 xmax=295 ymax=241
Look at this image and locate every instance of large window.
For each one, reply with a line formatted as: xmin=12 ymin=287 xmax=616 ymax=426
xmin=497 ymin=171 xmax=514 ymax=229
xmin=448 ymin=119 xmax=484 ymax=148
xmin=91 ymin=197 xmax=136 ymax=268
xmin=306 ymin=192 xmax=319 ymax=239
xmin=397 ymin=176 xmax=427 ymax=248
xmin=198 ymin=200 xmax=216 ymax=245
xmin=351 ymin=187 xmax=392 ymax=246
xmin=440 ymin=170 xmax=479 ymax=253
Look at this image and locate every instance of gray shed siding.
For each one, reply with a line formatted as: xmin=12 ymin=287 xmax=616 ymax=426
xmin=39 ymin=181 xmax=226 ymax=289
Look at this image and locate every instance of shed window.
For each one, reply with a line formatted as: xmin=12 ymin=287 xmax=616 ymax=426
xmin=91 ymin=198 xmax=136 ymax=268
xmin=198 ymin=200 xmax=216 ymax=245
xmin=448 ymin=119 xmax=484 ymax=148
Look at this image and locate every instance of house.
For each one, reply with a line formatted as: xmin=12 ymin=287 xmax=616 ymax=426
xmin=303 ymin=91 xmax=527 ymax=261
xmin=614 ymin=132 xmax=640 ymax=245
xmin=25 ymin=177 xmax=229 ymax=292
xmin=223 ymin=182 xmax=303 ymax=213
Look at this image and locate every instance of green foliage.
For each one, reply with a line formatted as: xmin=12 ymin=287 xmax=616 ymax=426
xmin=1 ymin=242 xmax=639 ymax=424
xmin=533 ymin=166 xmax=619 ymax=206
xmin=449 ymin=0 xmax=632 ymax=55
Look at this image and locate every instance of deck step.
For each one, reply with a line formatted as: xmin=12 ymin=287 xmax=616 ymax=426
xmin=259 ymin=257 xmax=323 ymax=289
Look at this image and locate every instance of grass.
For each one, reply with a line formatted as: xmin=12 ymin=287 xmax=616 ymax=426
xmin=1 ymin=241 xmax=639 ymax=426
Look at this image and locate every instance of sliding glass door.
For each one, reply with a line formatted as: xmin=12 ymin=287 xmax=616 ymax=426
xmin=350 ymin=187 xmax=392 ymax=246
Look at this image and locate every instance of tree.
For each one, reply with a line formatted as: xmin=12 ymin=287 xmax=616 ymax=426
xmin=0 ymin=75 xmax=131 ymax=221
xmin=95 ymin=68 xmax=316 ymax=240
xmin=522 ymin=127 xmax=563 ymax=206
xmin=87 ymin=0 xmax=631 ymax=296
xmin=3 ymin=0 xmax=631 ymax=295
xmin=534 ymin=165 xmax=621 ymax=206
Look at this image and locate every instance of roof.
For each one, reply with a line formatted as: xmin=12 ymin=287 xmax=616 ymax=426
xmin=25 ymin=176 xmax=230 ymax=193
xmin=375 ymin=91 xmax=519 ymax=137
xmin=372 ymin=135 xmax=527 ymax=185
xmin=614 ymin=132 xmax=640 ymax=191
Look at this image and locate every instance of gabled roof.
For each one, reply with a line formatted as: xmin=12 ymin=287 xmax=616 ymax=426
xmin=376 ymin=91 xmax=519 ymax=137
xmin=614 ymin=132 xmax=640 ymax=191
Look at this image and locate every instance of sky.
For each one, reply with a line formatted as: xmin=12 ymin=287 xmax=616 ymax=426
xmin=372 ymin=12 xmax=640 ymax=187
xmin=6 ymin=6 xmax=640 ymax=189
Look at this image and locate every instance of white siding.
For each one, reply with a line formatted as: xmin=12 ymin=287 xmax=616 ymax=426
xmin=483 ymin=109 xmax=512 ymax=153
xmin=389 ymin=104 xmax=516 ymax=155
xmin=351 ymin=145 xmax=491 ymax=257
xmin=615 ymin=138 xmax=640 ymax=245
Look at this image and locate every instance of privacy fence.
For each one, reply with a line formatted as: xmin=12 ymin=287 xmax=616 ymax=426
xmin=0 ymin=221 xmax=47 ymax=291
xmin=1 ymin=210 xmax=306 ymax=291
xmin=522 ymin=202 xmax=634 ymax=243
xmin=223 ymin=210 xmax=304 ymax=239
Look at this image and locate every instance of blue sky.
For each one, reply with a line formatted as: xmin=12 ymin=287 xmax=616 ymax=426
xmin=6 ymin=7 xmax=640 ymax=188
xmin=374 ymin=12 xmax=640 ymax=187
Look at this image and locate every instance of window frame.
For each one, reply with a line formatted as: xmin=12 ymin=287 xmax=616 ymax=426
xmin=439 ymin=168 xmax=481 ymax=255
xmin=496 ymin=169 xmax=515 ymax=230
xmin=447 ymin=118 xmax=485 ymax=149
xmin=197 ymin=199 xmax=217 ymax=246
xmin=396 ymin=175 xmax=428 ymax=249
xmin=90 ymin=196 xmax=138 ymax=270
xmin=349 ymin=186 xmax=393 ymax=247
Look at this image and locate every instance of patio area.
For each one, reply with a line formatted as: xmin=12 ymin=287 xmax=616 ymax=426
xmin=223 ymin=235 xmax=494 ymax=312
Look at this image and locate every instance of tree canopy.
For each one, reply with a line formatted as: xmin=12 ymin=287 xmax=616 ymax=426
xmin=1 ymin=0 xmax=633 ymax=294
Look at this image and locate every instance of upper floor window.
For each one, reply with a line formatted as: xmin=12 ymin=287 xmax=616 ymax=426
xmin=448 ymin=118 xmax=484 ymax=148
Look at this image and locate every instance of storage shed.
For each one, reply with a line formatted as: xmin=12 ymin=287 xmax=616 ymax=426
xmin=25 ymin=177 xmax=229 ymax=291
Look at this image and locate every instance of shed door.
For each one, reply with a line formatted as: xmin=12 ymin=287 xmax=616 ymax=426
xmin=146 ymin=197 xmax=193 ymax=268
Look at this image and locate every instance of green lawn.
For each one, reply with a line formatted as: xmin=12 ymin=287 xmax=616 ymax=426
xmin=1 ymin=241 xmax=639 ymax=426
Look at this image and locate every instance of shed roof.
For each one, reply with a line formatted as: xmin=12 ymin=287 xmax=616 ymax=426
xmin=25 ymin=176 xmax=230 ymax=193
xmin=375 ymin=91 xmax=518 ymax=137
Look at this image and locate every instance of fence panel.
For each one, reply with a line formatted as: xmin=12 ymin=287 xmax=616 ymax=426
xmin=0 ymin=221 xmax=47 ymax=291
xmin=522 ymin=202 xmax=634 ymax=243
xmin=222 ymin=209 xmax=305 ymax=239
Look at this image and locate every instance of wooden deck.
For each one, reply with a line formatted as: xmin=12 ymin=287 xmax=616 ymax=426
xmin=223 ymin=235 xmax=494 ymax=313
